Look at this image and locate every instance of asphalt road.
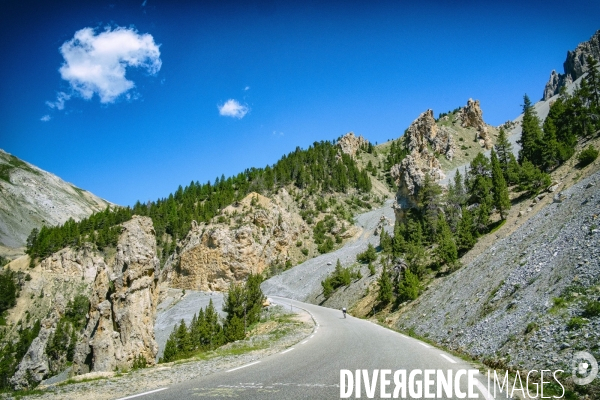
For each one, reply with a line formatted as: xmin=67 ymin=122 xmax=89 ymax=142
xmin=129 ymin=297 xmax=507 ymax=400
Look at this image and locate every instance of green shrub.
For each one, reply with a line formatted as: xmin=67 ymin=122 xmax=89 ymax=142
xmin=397 ymin=269 xmax=420 ymax=302
xmin=356 ymin=243 xmax=377 ymax=263
xmin=65 ymin=295 xmax=90 ymax=329
xmin=577 ymin=145 xmax=598 ymax=167
xmin=301 ymin=248 xmax=309 ymax=256
xmin=525 ymin=322 xmax=538 ymax=334
xmin=368 ymin=262 xmax=376 ymax=276
xmin=0 ymin=269 xmax=17 ymax=314
xmin=567 ymin=316 xmax=587 ymax=330
xmin=132 ymin=354 xmax=147 ymax=370
xmin=320 ymin=260 xmax=359 ymax=299
xmin=583 ymin=301 xmax=600 ymax=318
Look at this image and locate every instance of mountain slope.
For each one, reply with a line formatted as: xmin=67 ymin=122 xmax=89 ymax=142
xmin=0 ymin=149 xmax=111 ymax=251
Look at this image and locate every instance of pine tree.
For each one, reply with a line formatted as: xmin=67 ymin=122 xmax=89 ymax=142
xmin=418 ymin=174 xmax=442 ymax=237
xmin=518 ymin=94 xmax=543 ymax=166
xmin=244 ymin=274 xmax=265 ymax=325
xmin=494 ymin=128 xmax=513 ymax=179
xmin=490 ymin=149 xmax=511 ymax=220
xmin=456 ymin=206 xmax=477 ymax=253
xmin=379 ymin=229 xmax=392 ymax=253
xmin=506 ymin=153 xmax=521 ymax=185
xmin=161 ymin=329 xmax=179 ymax=363
xmin=466 ymin=153 xmax=493 ymax=211
xmin=377 ymin=265 xmax=393 ymax=305
xmin=518 ymin=159 xmax=552 ymax=194
xmin=225 ymin=314 xmax=245 ymax=342
xmin=397 ymin=269 xmax=420 ymax=302
xmin=175 ymin=319 xmax=191 ymax=355
xmin=405 ymin=242 xmax=426 ymax=278
xmin=434 ymin=216 xmax=458 ymax=267
xmin=586 ymin=55 xmax=600 ymax=109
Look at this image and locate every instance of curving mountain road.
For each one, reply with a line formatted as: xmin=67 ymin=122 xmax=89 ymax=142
xmin=131 ymin=297 xmax=506 ymax=400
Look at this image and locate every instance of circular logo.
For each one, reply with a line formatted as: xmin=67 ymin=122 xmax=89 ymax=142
xmin=572 ymin=351 xmax=598 ymax=385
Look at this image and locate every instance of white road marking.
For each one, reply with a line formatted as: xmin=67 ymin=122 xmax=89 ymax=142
xmin=226 ymin=361 xmax=261 ymax=372
xmin=439 ymin=354 xmax=457 ymax=364
xmin=474 ymin=378 xmax=495 ymax=400
xmin=115 ymin=388 xmax=169 ymax=400
xmin=310 ymin=335 xmax=314 ymax=338
xmin=301 ymin=340 xmax=308 ymax=344
xmin=281 ymin=348 xmax=294 ymax=354
xmin=417 ymin=342 xmax=431 ymax=348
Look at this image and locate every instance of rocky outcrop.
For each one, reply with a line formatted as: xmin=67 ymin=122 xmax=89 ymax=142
xmin=40 ymin=243 xmax=104 ymax=284
xmin=542 ymin=30 xmax=600 ymax=100
xmin=0 ymin=149 xmax=111 ymax=251
xmin=403 ymin=109 xmax=455 ymax=160
xmin=390 ymin=151 xmax=445 ymax=212
xmin=459 ymin=99 xmax=491 ymax=149
xmin=337 ymin=132 xmax=369 ymax=157
xmin=166 ymin=192 xmax=308 ymax=292
xmin=73 ymin=216 xmax=159 ymax=374
xmin=10 ymin=318 xmax=55 ymax=390
xmin=390 ymin=110 xmax=448 ymax=213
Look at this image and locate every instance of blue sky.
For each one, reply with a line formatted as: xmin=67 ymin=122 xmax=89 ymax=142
xmin=1 ymin=0 xmax=599 ymax=206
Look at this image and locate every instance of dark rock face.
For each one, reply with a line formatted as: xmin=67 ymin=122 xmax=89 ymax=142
xmin=542 ymin=30 xmax=600 ymax=100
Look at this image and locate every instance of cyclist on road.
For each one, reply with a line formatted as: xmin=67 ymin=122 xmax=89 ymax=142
xmin=342 ymin=307 xmax=347 ymax=318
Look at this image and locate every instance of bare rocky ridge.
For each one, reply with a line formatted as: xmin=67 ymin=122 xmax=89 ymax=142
xmin=164 ymin=192 xmax=309 ymax=291
xmin=0 ymin=149 xmax=110 ymax=252
xmin=337 ymin=132 xmax=369 ymax=157
xmin=543 ymin=29 xmax=600 ymax=100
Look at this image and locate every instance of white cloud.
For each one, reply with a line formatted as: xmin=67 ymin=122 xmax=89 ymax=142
xmin=57 ymin=26 xmax=161 ymax=104
xmin=218 ymin=99 xmax=249 ymax=119
xmin=244 ymin=86 xmax=250 ymax=91
xmin=272 ymin=131 xmax=284 ymax=136
xmin=41 ymin=115 xmax=51 ymax=122
xmin=141 ymin=0 xmax=147 ymax=6
xmin=45 ymin=92 xmax=71 ymax=110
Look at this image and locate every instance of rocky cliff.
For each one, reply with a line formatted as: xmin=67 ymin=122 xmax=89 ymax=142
xmin=0 ymin=149 xmax=111 ymax=252
xmin=543 ymin=29 xmax=600 ymax=100
xmin=73 ymin=216 xmax=160 ymax=374
xmin=165 ymin=192 xmax=309 ymax=291
xmin=9 ymin=216 xmax=160 ymax=387
xmin=337 ymin=132 xmax=369 ymax=157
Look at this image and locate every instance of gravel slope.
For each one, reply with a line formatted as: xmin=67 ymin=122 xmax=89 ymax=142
xmin=396 ymin=168 xmax=600 ymax=374
xmin=261 ymin=199 xmax=395 ymax=301
xmin=154 ymin=289 xmax=226 ymax=360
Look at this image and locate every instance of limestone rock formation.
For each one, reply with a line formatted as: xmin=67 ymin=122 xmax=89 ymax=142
xmin=542 ymin=30 xmax=600 ymax=100
xmin=40 ymin=243 xmax=104 ymax=284
xmin=166 ymin=192 xmax=308 ymax=291
xmin=459 ymin=99 xmax=491 ymax=149
xmin=403 ymin=109 xmax=455 ymax=160
xmin=390 ymin=110 xmax=448 ymax=214
xmin=73 ymin=216 xmax=160 ymax=374
xmin=10 ymin=318 xmax=55 ymax=390
xmin=337 ymin=132 xmax=369 ymax=157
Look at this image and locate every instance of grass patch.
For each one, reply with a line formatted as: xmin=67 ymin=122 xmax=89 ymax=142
xmin=58 ymin=376 xmax=107 ymax=386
